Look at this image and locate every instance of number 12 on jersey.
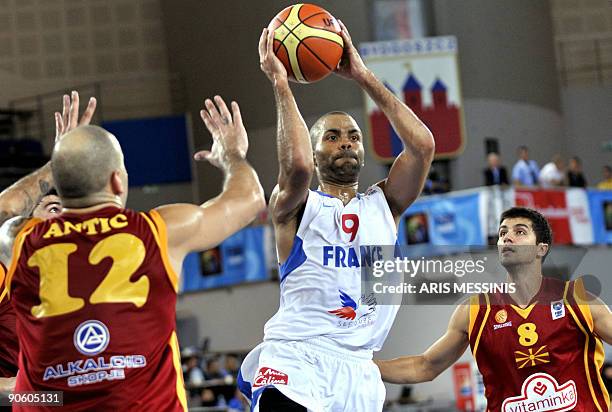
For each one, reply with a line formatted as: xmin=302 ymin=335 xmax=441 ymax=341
xmin=27 ymin=233 xmax=150 ymax=318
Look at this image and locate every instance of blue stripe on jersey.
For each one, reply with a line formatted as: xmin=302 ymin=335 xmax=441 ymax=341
xmin=237 ymin=369 xmax=252 ymax=401
xmin=279 ymin=236 xmax=307 ymax=283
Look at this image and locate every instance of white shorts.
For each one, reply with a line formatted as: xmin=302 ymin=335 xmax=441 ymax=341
xmin=237 ymin=338 xmax=386 ymax=412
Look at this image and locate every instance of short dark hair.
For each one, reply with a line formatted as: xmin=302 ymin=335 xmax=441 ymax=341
xmin=604 ymin=165 xmax=612 ymax=173
xmin=499 ymin=207 xmax=553 ymax=247
xmin=28 ymin=187 xmax=59 ymax=218
xmin=309 ymin=111 xmax=354 ymax=148
xmin=44 ymin=188 xmax=58 ymax=197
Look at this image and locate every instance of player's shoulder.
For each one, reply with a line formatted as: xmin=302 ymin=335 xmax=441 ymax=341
xmin=364 ymin=184 xmax=384 ymax=197
xmin=0 ymin=216 xmax=41 ymax=267
xmin=0 ymin=216 xmax=40 ymax=246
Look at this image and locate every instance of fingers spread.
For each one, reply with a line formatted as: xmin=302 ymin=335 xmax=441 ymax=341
xmin=200 ymin=109 xmax=218 ymax=136
xmin=204 ymin=98 xmax=223 ymax=128
xmin=68 ymin=91 xmax=80 ymax=129
xmin=214 ymin=95 xmax=232 ymax=125
xmin=79 ymin=97 xmax=97 ymax=126
xmin=231 ymin=101 xmax=243 ymax=126
xmin=61 ymin=94 xmax=70 ymax=127
xmin=54 ymin=112 xmax=63 ymax=138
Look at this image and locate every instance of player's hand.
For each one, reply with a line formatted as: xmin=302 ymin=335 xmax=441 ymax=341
xmin=258 ymin=28 xmax=288 ymax=86
xmin=194 ymin=96 xmax=248 ymax=170
xmin=0 ymin=377 xmax=15 ymax=394
xmin=54 ymin=91 xmax=97 ymax=143
xmin=334 ymin=20 xmax=369 ymax=82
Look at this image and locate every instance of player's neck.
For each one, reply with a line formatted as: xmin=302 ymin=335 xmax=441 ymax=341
xmin=318 ymin=181 xmax=358 ymax=205
xmin=61 ymin=193 xmax=123 ymax=213
xmin=506 ymin=266 xmax=543 ymax=307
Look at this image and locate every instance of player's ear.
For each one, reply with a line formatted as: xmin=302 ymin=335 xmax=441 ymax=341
xmin=110 ymin=170 xmax=125 ymax=196
xmin=536 ymin=242 xmax=549 ymax=259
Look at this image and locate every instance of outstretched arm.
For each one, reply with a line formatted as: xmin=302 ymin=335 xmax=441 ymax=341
xmin=259 ymin=28 xmax=313 ymax=224
xmin=375 ymin=304 xmax=469 ymax=384
xmin=591 ymin=301 xmax=612 ymax=345
xmin=335 ymin=21 xmax=434 ymax=218
xmin=0 ymin=92 xmax=96 ymax=225
xmin=156 ymin=97 xmax=265 ymax=268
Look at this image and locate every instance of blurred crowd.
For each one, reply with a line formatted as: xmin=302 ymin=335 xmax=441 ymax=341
xmin=483 ymin=145 xmax=611 ymax=190
xmin=181 ymin=346 xmax=247 ymax=410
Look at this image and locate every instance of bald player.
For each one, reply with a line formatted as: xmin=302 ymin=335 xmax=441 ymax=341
xmin=4 ymin=96 xmax=265 ymax=410
xmin=0 ymin=91 xmax=96 ymax=393
xmin=376 ymin=207 xmax=612 ymax=411
xmin=238 ymin=22 xmax=434 ymax=412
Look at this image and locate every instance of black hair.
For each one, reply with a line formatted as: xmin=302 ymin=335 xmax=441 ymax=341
xmin=499 ymin=207 xmax=553 ymax=250
xmin=27 ymin=187 xmax=59 ymax=217
xmin=44 ymin=188 xmax=58 ymax=197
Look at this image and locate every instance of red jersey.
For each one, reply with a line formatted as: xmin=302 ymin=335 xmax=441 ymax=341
xmin=469 ymin=276 xmax=609 ymax=412
xmin=0 ymin=261 xmax=19 ymax=377
xmin=7 ymin=207 xmax=187 ymax=411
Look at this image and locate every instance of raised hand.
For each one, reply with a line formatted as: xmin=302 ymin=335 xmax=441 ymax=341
xmin=334 ymin=20 xmax=369 ymax=82
xmin=258 ymin=27 xmax=288 ymax=85
xmin=54 ymin=91 xmax=97 ymax=143
xmin=194 ymin=96 xmax=248 ymax=170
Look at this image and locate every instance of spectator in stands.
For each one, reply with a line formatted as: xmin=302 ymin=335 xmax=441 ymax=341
xmin=539 ymin=154 xmax=566 ymax=188
xmin=512 ymin=146 xmax=540 ymax=187
xmin=483 ymin=152 xmax=509 ymax=186
xmin=199 ymin=388 xmax=217 ymax=407
xmin=597 ymin=165 xmax=612 ymax=190
xmin=224 ymin=354 xmax=241 ymax=378
xmin=182 ymin=349 xmax=205 ymax=388
xmin=205 ymin=357 xmax=229 ymax=380
xmin=567 ymin=156 xmax=587 ymax=188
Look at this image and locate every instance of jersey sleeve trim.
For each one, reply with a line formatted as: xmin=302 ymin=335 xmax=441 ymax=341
xmin=468 ymin=294 xmax=480 ymax=338
xmin=141 ymin=211 xmax=180 ymax=293
xmin=169 ymin=331 xmax=188 ymax=411
xmin=573 ymin=277 xmax=594 ymax=332
xmin=472 ymin=293 xmax=490 ymax=358
xmin=0 ymin=262 xmax=6 ymax=304
xmin=564 ymin=280 xmax=606 ymax=412
xmin=6 ymin=218 xmax=40 ymax=297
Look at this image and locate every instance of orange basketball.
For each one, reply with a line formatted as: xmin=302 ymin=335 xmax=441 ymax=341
xmin=268 ymin=3 xmax=344 ymax=84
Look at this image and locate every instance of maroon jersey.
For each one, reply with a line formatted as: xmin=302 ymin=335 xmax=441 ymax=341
xmin=7 ymin=207 xmax=187 ymax=411
xmin=0 ymin=261 xmax=19 ymax=377
xmin=469 ymin=276 xmax=609 ymax=412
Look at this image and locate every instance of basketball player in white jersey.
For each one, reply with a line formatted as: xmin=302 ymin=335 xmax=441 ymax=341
xmin=238 ymin=22 xmax=435 ymax=412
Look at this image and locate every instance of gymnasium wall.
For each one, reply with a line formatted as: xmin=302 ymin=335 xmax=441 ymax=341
xmin=561 ymin=85 xmax=612 ymax=184
xmin=0 ymin=0 xmax=173 ymax=120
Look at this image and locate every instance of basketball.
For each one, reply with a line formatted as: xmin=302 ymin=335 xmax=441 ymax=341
xmin=267 ymin=3 xmax=344 ymax=84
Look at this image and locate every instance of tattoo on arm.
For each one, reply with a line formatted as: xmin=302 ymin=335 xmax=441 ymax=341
xmin=0 ymin=164 xmax=52 ymax=225
xmin=39 ymin=179 xmax=50 ymax=196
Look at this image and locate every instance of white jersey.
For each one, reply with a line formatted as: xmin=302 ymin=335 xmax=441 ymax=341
xmin=264 ymin=186 xmax=400 ymax=352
